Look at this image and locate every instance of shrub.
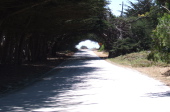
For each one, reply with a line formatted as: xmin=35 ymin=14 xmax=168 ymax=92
xmin=149 ymin=13 xmax=170 ymax=63
xmin=98 ymin=44 xmax=105 ymax=51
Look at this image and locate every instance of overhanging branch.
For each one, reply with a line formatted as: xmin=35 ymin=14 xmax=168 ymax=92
xmin=161 ymin=5 xmax=170 ymax=13
xmin=128 ymin=16 xmax=149 ymax=23
xmin=0 ymin=0 xmax=52 ymax=27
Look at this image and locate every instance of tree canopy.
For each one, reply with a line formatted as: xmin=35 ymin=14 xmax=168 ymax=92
xmin=0 ymin=0 xmax=109 ymax=64
xmin=0 ymin=0 xmax=170 ymax=64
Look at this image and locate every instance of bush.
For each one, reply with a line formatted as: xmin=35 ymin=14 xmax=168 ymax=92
xmin=131 ymin=19 xmax=152 ymax=51
xmin=149 ymin=13 xmax=170 ymax=63
xmin=98 ymin=44 xmax=105 ymax=51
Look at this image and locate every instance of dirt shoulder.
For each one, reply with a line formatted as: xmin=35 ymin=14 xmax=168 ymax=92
xmin=93 ymin=50 xmax=170 ymax=86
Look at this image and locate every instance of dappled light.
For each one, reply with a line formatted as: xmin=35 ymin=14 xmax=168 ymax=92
xmin=0 ymin=50 xmax=170 ymax=112
xmin=0 ymin=0 xmax=170 ymax=111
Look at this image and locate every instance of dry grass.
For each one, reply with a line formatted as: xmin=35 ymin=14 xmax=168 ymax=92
xmin=94 ymin=50 xmax=170 ymax=86
xmin=135 ymin=67 xmax=170 ymax=86
xmin=93 ymin=50 xmax=108 ymax=58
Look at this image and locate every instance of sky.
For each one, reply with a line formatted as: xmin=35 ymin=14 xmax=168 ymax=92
xmin=76 ymin=40 xmax=100 ymax=49
xmin=76 ymin=0 xmax=137 ymax=49
xmin=108 ymin=0 xmax=137 ymax=16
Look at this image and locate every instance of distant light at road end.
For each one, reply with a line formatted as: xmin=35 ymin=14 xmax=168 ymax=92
xmin=76 ymin=40 xmax=100 ymax=49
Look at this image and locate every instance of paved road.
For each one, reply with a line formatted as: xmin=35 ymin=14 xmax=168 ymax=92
xmin=0 ymin=50 xmax=170 ymax=112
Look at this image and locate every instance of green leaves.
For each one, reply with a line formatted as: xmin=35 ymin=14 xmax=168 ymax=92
xmin=152 ymin=13 xmax=170 ymax=48
xmin=125 ymin=0 xmax=154 ymax=17
xmin=150 ymin=13 xmax=170 ymax=63
xmin=0 ymin=0 xmax=110 ymax=64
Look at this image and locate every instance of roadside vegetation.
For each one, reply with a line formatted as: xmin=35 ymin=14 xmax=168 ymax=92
xmin=108 ymin=51 xmax=170 ymax=86
xmin=99 ymin=0 xmax=170 ymax=62
xmin=96 ymin=0 xmax=170 ymax=82
xmin=0 ymin=0 xmax=169 ymax=65
xmin=109 ymin=51 xmax=170 ymax=67
xmin=94 ymin=50 xmax=170 ymax=86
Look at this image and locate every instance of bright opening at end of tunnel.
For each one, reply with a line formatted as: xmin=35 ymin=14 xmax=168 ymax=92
xmin=76 ymin=40 xmax=100 ymax=49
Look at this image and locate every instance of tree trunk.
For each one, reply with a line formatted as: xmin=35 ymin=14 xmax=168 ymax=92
xmin=16 ymin=34 xmax=25 ymax=65
xmin=29 ymin=34 xmax=47 ymax=62
xmin=108 ymin=51 xmax=115 ymax=58
xmin=0 ymin=32 xmax=3 ymax=63
xmin=1 ymin=34 xmax=11 ymax=64
xmin=7 ymin=34 xmax=14 ymax=64
xmin=40 ymin=38 xmax=47 ymax=61
xmin=29 ymin=35 xmax=37 ymax=62
xmin=51 ymin=42 xmax=57 ymax=56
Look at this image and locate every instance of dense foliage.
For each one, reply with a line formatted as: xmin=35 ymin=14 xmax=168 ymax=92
xmin=125 ymin=0 xmax=154 ymax=17
xmin=148 ymin=13 xmax=170 ymax=63
xmin=0 ymin=0 xmax=170 ymax=64
xmin=99 ymin=0 xmax=154 ymax=57
xmin=0 ymin=0 xmax=109 ymax=64
xmin=101 ymin=0 xmax=170 ymax=63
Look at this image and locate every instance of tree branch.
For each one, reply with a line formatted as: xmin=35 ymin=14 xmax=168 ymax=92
xmin=0 ymin=0 xmax=52 ymax=27
xmin=161 ymin=5 xmax=170 ymax=13
xmin=128 ymin=16 xmax=149 ymax=23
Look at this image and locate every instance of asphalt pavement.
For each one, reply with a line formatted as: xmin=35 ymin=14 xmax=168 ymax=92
xmin=0 ymin=49 xmax=170 ymax=112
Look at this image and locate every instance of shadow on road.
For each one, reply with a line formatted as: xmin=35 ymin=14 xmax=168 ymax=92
xmin=146 ymin=91 xmax=170 ymax=98
xmin=0 ymin=53 xmax=102 ymax=112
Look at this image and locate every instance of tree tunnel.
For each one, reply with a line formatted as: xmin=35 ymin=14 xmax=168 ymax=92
xmin=0 ymin=0 xmax=110 ymax=65
xmin=0 ymin=0 xmax=156 ymax=65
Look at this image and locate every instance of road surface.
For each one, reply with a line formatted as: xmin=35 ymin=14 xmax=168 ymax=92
xmin=0 ymin=50 xmax=170 ymax=112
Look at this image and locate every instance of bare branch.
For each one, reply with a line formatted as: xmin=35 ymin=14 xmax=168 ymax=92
xmin=161 ymin=5 xmax=170 ymax=13
xmin=128 ymin=16 xmax=149 ymax=23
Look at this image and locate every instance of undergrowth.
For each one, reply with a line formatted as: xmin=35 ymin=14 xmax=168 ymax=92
xmin=109 ymin=51 xmax=170 ymax=67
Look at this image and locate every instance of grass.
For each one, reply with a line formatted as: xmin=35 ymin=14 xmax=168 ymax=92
xmin=94 ymin=50 xmax=170 ymax=86
xmin=109 ymin=51 xmax=169 ymax=67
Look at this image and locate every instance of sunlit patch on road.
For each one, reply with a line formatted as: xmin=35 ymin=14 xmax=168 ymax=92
xmin=0 ymin=50 xmax=170 ymax=112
